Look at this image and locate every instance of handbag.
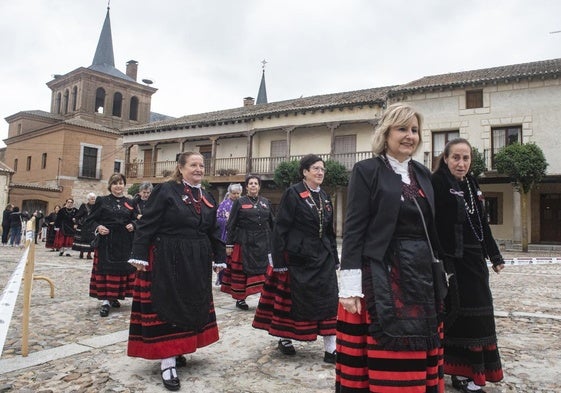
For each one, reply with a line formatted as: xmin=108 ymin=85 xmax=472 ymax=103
xmin=412 ymin=198 xmax=450 ymax=301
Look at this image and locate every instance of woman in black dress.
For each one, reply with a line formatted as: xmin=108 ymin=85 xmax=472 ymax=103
xmin=127 ymin=152 xmax=225 ymax=391
xmin=221 ymin=175 xmax=273 ymax=310
xmin=45 ymin=205 xmax=60 ymax=250
xmin=432 ymin=138 xmax=504 ymax=393
xmin=72 ymin=192 xmax=96 ymax=259
xmin=86 ymin=174 xmax=136 ymax=317
xmin=54 ymin=198 xmax=77 ymax=256
xmin=253 ymin=154 xmax=339 ymax=363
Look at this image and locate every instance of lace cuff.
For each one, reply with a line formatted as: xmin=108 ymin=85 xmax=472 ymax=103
xmin=128 ymin=258 xmax=148 ymax=267
xmin=213 ymin=262 xmax=227 ymax=268
xmin=273 ymin=267 xmax=288 ymax=273
xmin=338 ymin=269 xmax=364 ymax=298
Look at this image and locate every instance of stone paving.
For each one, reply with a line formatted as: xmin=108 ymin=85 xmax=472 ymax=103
xmin=0 ymin=244 xmax=560 ymax=392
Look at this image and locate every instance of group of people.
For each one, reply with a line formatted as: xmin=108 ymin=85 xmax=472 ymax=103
xmin=3 ymin=102 xmax=505 ymax=393
xmin=2 ymin=204 xmax=28 ymax=247
xmin=118 ymin=103 xmax=505 ymax=393
xmin=122 ymin=150 xmax=340 ymax=391
xmin=336 ymin=103 xmax=504 ymax=393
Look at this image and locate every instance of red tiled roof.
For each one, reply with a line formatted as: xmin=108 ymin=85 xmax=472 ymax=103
xmin=389 ymin=58 xmax=561 ymax=96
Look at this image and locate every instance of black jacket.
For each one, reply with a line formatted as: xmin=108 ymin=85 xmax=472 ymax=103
xmin=431 ymin=166 xmax=503 ymax=266
xmin=341 ymin=156 xmax=437 ymax=270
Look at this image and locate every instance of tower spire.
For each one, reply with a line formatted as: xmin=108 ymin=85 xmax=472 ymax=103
xmin=91 ymin=7 xmax=115 ymax=67
xmin=256 ymin=59 xmax=268 ymax=105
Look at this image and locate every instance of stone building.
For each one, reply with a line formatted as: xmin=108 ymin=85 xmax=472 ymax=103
xmin=1 ymin=7 xmax=157 ymax=214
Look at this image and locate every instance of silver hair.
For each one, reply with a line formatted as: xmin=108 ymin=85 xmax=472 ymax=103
xmin=227 ymin=183 xmax=242 ymax=193
xmin=87 ymin=192 xmax=96 ymax=199
xmin=139 ymin=182 xmax=153 ymax=192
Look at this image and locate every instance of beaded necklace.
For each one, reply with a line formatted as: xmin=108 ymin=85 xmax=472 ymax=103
xmin=303 ymin=181 xmax=324 ymax=238
xmin=182 ymin=181 xmax=202 ymax=214
xmin=462 ymin=180 xmax=484 ymax=242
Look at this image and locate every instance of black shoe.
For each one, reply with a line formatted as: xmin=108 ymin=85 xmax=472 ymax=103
xmin=176 ymin=355 xmax=187 ymax=367
xmin=59 ymin=251 xmax=64 ymax=256
xmin=110 ymin=299 xmax=121 ymax=308
xmin=277 ymin=339 xmax=296 ymax=355
xmin=65 ymin=253 xmax=71 ymax=257
xmin=236 ymin=300 xmax=249 ymax=310
xmin=323 ymin=350 xmax=336 ymax=364
xmin=161 ymin=366 xmax=180 ymax=391
xmin=99 ymin=304 xmax=110 ymax=317
xmin=452 ymin=376 xmax=469 ymax=390
xmin=452 ymin=376 xmax=485 ymax=392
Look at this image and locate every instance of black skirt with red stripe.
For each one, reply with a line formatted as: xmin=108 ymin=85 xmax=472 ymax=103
xmin=54 ymin=230 xmax=74 ymax=249
xmin=252 ymin=265 xmax=336 ymax=340
xmin=89 ymin=249 xmax=135 ymax=300
xmin=336 ymin=301 xmax=445 ymax=393
xmin=220 ymin=244 xmax=265 ymax=300
xmin=127 ymin=262 xmax=219 ymax=360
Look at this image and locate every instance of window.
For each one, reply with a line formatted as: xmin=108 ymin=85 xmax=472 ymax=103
xmin=269 ymin=140 xmax=287 ymax=172
xmin=81 ymin=145 xmax=100 ymax=178
xmin=484 ymin=193 xmax=502 ymax=225
xmin=334 ymin=135 xmax=357 ymax=170
xmin=492 ymin=126 xmax=521 ymax=168
xmin=14 ymin=158 xmax=18 ymax=171
xmin=112 ymin=92 xmax=123 ymax=117
xmin=114 ymin=161 xmax=122 ymax=173
xmin=129 ymin=96 xmax=139 ymax=121
xmin=432 ymin=130 xmax=459 ymax=169
xmin=466 ymin=90 xmax=483 ymax=109
xmin=41 ymin=153 xmax=47 ymax=169
xmin=26 ymin=156 xmax=31 ymax=171
xmin=95 ymin=87 xmax=106 ymax=113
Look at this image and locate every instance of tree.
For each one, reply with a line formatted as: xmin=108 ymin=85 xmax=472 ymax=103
xmin=127 ymin=183 xmax=140 ymax=197
xmin=494 ymin=142 xmax=548 ymax=252
xmin=273 ymin=160 xmax=300 ymax=188
xmin=470 ymin=147 xmax=486 ymax=178
xmin=323 ymin=160 xmax=349 ymax=189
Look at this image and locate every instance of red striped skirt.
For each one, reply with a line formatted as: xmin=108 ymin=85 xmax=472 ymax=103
xmin=252 ymin=265 xmax=336 ymax=341
xmin=127 ymin=267 xmax=219 ymax=359
xmin=336 ymin=301 xmax=444 ymax=393
xmin=89 ymin=249 xmax=135 ymax=300
xmin=54 ymin=230 xmax=74 ymax=249
xmin=220 ymin=244 xmax=265 ymax=300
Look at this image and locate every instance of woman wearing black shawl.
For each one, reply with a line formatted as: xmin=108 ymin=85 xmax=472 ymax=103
xmin=432 ymin=138 xmax=504 ymax=393
xmin=127 ymin=152 xmax=225 ymax=392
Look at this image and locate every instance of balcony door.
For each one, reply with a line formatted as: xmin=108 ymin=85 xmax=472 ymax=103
xmin=334 ymin=135 xmax=356 ymax=170
xmin=541 ymin=194 xmax=561 ymax=243
xmin=270 ymin=140 xmax=287 ymax=173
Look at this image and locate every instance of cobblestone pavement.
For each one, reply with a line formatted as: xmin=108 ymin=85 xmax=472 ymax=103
xmin=0 ymin=244 xmax=560 ymax=392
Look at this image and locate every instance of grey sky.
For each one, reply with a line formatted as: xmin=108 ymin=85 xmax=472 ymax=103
xmin=1 ymin=0 xmax=561 ymax=148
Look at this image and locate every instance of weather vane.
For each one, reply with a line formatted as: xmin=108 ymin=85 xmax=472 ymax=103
xmin=261 ymin=59 xmax=268 ymax=70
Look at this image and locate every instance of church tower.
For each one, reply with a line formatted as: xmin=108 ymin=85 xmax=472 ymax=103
xmin=45 ymin=6 xmax=156 ymax=129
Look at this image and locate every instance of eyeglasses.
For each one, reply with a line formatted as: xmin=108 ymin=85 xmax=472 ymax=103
xmin=310 ymin=166 xmax=326 ymax=173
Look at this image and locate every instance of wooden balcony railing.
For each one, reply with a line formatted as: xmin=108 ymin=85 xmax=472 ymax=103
xmin=125 ymin=151 xmax=373 ymax=180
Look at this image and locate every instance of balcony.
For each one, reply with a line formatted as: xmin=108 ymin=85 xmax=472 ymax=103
xmin=125 ymin=151 xmax=372 ymax=182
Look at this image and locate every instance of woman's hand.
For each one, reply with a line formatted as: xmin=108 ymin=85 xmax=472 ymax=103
xmin=130 ymin=262 xmax=146 ymax=271
xmin=125 ymin=223 xmax=134 ymax=232
xmin=226 ymin=246 xmax=233 ymax=256
xmin=492 ymin=263 xmax=505 ymax=274
xmin=339 ymin=296 xmax=362 ymax=314
xmin=97 ymin=225 xmax=109 ymax=235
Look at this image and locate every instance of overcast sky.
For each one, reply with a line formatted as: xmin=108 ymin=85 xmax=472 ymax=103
xmin=1 ymin=0 xmax=561 ymax=148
